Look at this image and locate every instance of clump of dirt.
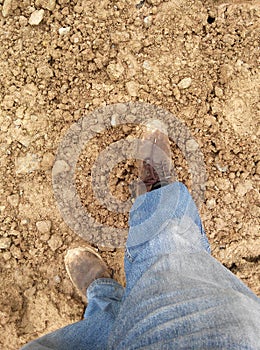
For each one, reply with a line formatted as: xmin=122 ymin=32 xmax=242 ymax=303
xmin=0 ymin=0 xmax=259 ymax=348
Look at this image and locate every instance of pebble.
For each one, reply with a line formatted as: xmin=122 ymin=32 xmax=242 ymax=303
xmin=36 ymin=220 xmax=52 ymax=234
xmin=2 ymin=0 xmax=12 ymax=17
xmin=40 ymin=152 xmax=55 ymax=170
xmin=15 ymin=153 xmax=40 ymax=174
xmin=111 ymin=114 xmax=119 ymax=127
xmin=53 ymin=275 xmax=61 ymax=284
xmin=2 ymin=251 xmax=11 ymax=261
xmin=58 ymin=27 xmax=71 ymax=36
xmin=186 ymin=139 xmax=198 ymax=152
xmin=206 ymin=198 xmax=216 ymax=209
xmin=24 ymin=286 xmax=36 ymax=298
xmin=52 ymin=160 xmax=70 ymax=176
xmin=143 ymin=61 xmax=151 ymax=70
xmin=21 ymin=218 xmax=29 ymax=225
xmin=215 ymin=162 xmax=228 ymax=173
xmin=17 ymin=135 xmax=31 ymax=148
xmin=37 ymin=65 xmax=53 ymax=79
xmin=215 ymin=86 xmax=223 ymax=98
xmin=235 ymin=180 xmax=253 ymax=197
xmin=0 ymin=237 xmax=11 ymax=250
xmin=1 ymin=95 xmax=14 ymax=109
xmin=35 ymin=0 xmax=56 ymax=11
xmin=7 ymin=194 xmax=19 ymax=207
xmin=48 ymin=234 xmax=63 ymax=251
xmin=126 ymin=81 xmax=139 ymax=97
xmin=29 ymin=9 xmax=45 ymax=26
xmin=144 ymin=16 xmax=152 ymax=28
xmin=19 ymin=15 xmax=28 ymax=26
xmin=106 ymin=63 xmax=124 ymax=81
xmin=173 ymin=86 xmax=181 ymax=100
xmin=178 ymin=77 xmax=192 ymax=89
xmin=216 ymin=178 xmax=230 ymax=191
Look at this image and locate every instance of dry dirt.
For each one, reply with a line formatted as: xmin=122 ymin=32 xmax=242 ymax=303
xmin=0 ymin=0 xmax=259 ymax=348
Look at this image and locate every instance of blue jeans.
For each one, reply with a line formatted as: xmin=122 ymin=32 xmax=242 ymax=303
xmin=21 ymin=183 xmax=260 ymax=350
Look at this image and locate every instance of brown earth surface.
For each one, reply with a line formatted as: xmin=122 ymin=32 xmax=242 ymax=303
xmin=0 ymin=0 xmax=259 ymax=348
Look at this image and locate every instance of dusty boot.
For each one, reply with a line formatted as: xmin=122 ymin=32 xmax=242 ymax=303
xmin=65 ymin=246 xmax=111 ymax=303
xmin=135 ymin=119 xmax=174 ymax=196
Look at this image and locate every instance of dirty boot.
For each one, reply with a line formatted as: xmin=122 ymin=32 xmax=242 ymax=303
xmin=65 ymin=246 xmax=111 ymax=302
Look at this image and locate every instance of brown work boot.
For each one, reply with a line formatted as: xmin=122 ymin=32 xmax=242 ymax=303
xmin=65 ymin=246 xmax=111 ymax=303
xmin=135 ymin=119 xmax=174 ymax=196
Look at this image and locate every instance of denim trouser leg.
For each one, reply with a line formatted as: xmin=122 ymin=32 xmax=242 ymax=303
xmin=21 ymin=279 xmax=124 ymax=350
xmin=108 ymin=182 xmax=260 ymax=349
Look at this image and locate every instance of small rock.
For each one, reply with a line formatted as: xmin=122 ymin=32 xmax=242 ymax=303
xmin=106 ymin=63 xmax=124 ymax=81
xmin=36 ymin=220 xmax=52 ymax=234
xmin=19 ymin=15 xmax=28 ymax=26
xmin=53 ymin=275 xmax=61 ymax=284
xmin=111 ymin=114 xmax=119 ymax=127
xmin=126 ymin=81 xmax=139 ymax=97
xmin=37 ymin=65 xmax=53 ymax=79
xmin=58 ymin=26 xmax=71 ymax=36
xmin=7 ymin=194 xmax=20 ymax=207
xmin=223 ymin=34 xmax=235 ymax=45
xmin=235 ymin=180 xmax=253 ymax=196
xmin=2 ymin=251 xmax=11 ymax=261
xmin=1 ymin=95 xmax=14 ymax=109
xmin=2 ymin=0 xmax=12 ymax=17
xmin=143 ymin=61 xmax=151 ymax=70
xmin=206 ymin=198 xmax=216 ymax=209
xmin=173 ymin=86 xmax=181 ymax=100
xmin=15 ymin=153 xmax=40 ymax=174
xmin=21 ymin=218 xmax=29 ymax=225
xmin=110 ymin=31 xmax=130 ymax=44
xmin=223 ymin=193 xmax=233 ymax=204
xmin=17 ymin=135 xmax=31 ymax=148
xmin=215 ymin=86 xmax=223 ymax=98
xmin=216 ymin=178 xmax=230 ymax=191
xmin=52 ymin=160 xmax=70 ymax=176
xmin=186 ymin=139 xmax=198 ymax=152
xmin=40 ymin=232 xmax=50 ymax=242
xmin=40 ymin=152 xmax=55 ymax=170
xmin=29 ymin=9 xmax=45 ymax=26
xmin=35 ymin=0 xmax=56 ymax=11
xmin=90 ymin=124 xmax=104 ymax=133
xmin=48 ymin=234 xmax=63 ymax=251
xmin=215 ymin=162 xmax=228 ymax=173
xmin=144 ymin=16 xmax=152 ymax=28
xmin=0 ymin=237 xmax=11 ymax=250
xmin=60 ymin=83 xmax=69 ymax=93
xmin=24 ymin=286 xmax=36 ymax=298
xmin=178 ymin=77 xmax=192 ymax=89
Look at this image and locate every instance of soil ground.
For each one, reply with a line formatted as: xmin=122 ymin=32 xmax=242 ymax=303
xmin=0 ymin=0 xmax=259 ymax=348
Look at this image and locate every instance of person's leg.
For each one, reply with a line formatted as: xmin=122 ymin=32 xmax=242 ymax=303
xmin=107 ymin=121 xmax=260 ymax=349
xmin=21 ymin=248 xmax=124 ymax=350
xmin=108 ymin=182 xmax=260 ymax=349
